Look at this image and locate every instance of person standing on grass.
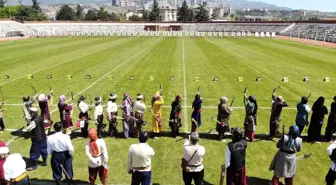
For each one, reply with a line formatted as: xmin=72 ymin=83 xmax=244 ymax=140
xmin=191 ymin=93 xmax=202 ymax=133
xmin=107 ymin=93 xmax=118 ymax=137
xmin=85 ymin=128 xmax=108 ymax=185
xmin=325 ymin=96 xmax=336 ymax=142
xmin=127 ymin=132 xmax=155 ymax=185
xmin=295 ymin=96 xmax=311 ymax=136
xmin=326 ymin=140 xmax=336 ymax=185
xmin=225 ymin=128 xmax=247 ymax=185
xmin=269 ymin=94 xmax=288 ymax=140
xmin=0 ymin=142 xmax=30 ymax=185
xmin=308 ymin=96 xmax=328 ymax=143
xmin=182 ymin=132 xmax=205 ymax=185
xmin=94 ymin=96 xmax=104 ymax=138
xmin=217 ymin=97 xmax=232 ymax=141
xmin=133 ymin=93 xmax=146 ymax=138
xmin=243 ymin=94 xmax=258 ymax=142
xmin=24 ymin=107 xmax=48 ymax=171
xmin=22 ymin=94 xmax=38 ymax=126
xmin=269 ymin=124 xmax=302 ymax=185
xmin=121 ymin=93 xmax=134 ymax=139
xmin=169 ymin=95 xmax=182 ymax=138
xmin=151 ymin=91 xmax=164 ymax=139
xmin=58 ymin=95 xmax=73 ymax=135
xmin=47 ymin=122 xmax=74 ymax=185
xmin=38 ymin=91 xmax=53 ymax=135
xmin=78 ymin=95 xmax=91 ymax=138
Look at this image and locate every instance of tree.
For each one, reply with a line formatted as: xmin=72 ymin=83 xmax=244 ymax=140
xmin=32 ymin=0 xmax=40 ymax=12
xmin=0 ymin=0 xmax=7 ymax=9
xmin=211 ymin=11 xmax=219 ymax=20
xmin=0 ymin=6 xmax=21 ymax=18
xmin=75 ymin=4 xmax=84 ymax=20
xmin=84 ymin=9 xmax=98 ymax=21
xmin=16 ymin=6 xmax=47 ymax=21
xmin=195 ymin=4 xmax=209 ymax=22
xmin=177 ymin=0 xmax=193 ymax=22
xmin=149 ymin=0 xmax=160 ymax=21
xmin=98 ymin=7 xmax=109 ymax=21
xmin=143 ymin=9 xmax=149 ymax=21
xmin=129 ymin=14 xmax=142 ymax=21
xmin=56 ymin=5 xmax=75 ymax=21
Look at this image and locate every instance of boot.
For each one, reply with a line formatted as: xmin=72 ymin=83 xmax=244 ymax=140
xmin=55 ymin=179 xmax=62 ymax=185
xmin=42 ymin=158 xmax=47 ymax=166
xmin=26 ymin=163 xmax=38 ymax=171
xmin=101 ymin=178 xmax=108 ymax=185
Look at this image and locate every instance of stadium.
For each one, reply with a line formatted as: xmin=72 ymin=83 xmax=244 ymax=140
xmin=0 ymin=19 xmax=335 ymax=185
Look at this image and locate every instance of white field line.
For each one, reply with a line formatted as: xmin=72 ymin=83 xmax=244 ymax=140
xmin=182 ymin=39 xmax=188 ymax=132
xmin=206 ymin=39 xmax=300 ymax=99
xmin=6 ymin=39 xmax=160 ymax=145
xmin=2 ymin=103 xmax=298 ymax=110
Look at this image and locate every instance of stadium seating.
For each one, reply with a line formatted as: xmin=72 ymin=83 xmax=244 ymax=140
xmin=280 ymin=23 xmax=336 ymax=43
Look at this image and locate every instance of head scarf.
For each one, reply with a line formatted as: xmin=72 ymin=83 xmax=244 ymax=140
xmin=248 ymin=96 xmax=258 ymax=111
xmin=88 ymin=128 xmax=99 ymax=157
xmin=286 ymin=124 xmax=299 ymax=148
xmin=312 ymin=96 xmax=325 ymax=112
xmin=59 ymin=95 xmax=66 ymax=104
xmin=175 ymin=95 xmax=182 ymax=102
xmin=301 ymin=96 xmax=308 ymax=104
xmin=0 ymin=141 xmax=9 ymax=180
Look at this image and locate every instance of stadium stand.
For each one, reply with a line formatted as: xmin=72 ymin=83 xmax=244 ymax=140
xmin=280 ymin=23 xmax=336 ymax=43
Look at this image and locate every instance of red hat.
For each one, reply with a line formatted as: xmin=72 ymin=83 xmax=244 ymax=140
xmin=0 ymin=141 xmax=9 ymax=154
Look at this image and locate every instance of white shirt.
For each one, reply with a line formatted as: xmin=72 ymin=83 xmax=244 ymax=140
xmin=327 ymin=141 xmax=336 ymax=171
xmin=22 ymin=99 xmax=35 ymax=120
xmin=47 ymin=132 xmax=74 ymax=156
xmin=24 ymin=120 xmax=36 ymax=132
xmin=225 ymin=146 xmax=231 ymax=168
xmin=304 ymin=104 xmax=311 ymax=113
xmin=79 ymin=101 xmax=89 ymax=113
xmin=3 ymin=153 xmax=26 ymax=181
xmin=134 ymin=101 xmax=146 ymax=114
xmin=94 ymin=104 xmax=103 ymax=120
xmin=107 ymin=101 xmax=118 ymax=119
xmin=85 ymin=139 xmax=108 ymax=168
xmin=182 ymin=139 xmax=205 ymax=172
xmin=127 ymin=143 xmax=155 ymax=172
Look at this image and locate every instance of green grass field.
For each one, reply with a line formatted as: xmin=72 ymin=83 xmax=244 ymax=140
xmin=0 ymin=37 xmax=336 ymax=185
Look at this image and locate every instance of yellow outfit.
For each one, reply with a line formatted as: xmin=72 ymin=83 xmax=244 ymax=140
xmin=152 ymin=96 xmax=164 ymax=133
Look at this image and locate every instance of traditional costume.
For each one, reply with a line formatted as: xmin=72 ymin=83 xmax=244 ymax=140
xmin=58 ymin=95 xmax=73 ymax=135
xmin=182 ymin=132 xmax=205 ymax=185
xmin=85 ymin=128 xmax=108 ymax=185
xmin=169 ymin=95 xmax=182 ymax=138
xmin=133 ymin=94 xmax=146 ymax=138
xmin=308 ymin=96 xmax=328 ymax=143
xmin=120 ymin=94 xmax=134 ymax=139
xmin=47 ymin=122 xmax=74 ymax=185
xmin=269 ymin=124 xmax=302 ymax=185
xmin=127 ymin=132 xmax=155 ymax=185
xmin=25 ymin=107 xmax=48 ymax=171
xmin=94 ymin=97 xmax=104 ymax=138
xmin=191 ymin=94 xmax=202 ymax=132
xmin=217 ymin=97 xmax=232 ymax=141
xmin=295 ymin=96 xmax=311 ymax=136
xmin=326 ymin=140 xmax=336 ymax=185
xmin=0 ymin=142 xmax=8 ymax=185
xmin=152 ymin=92 xmax=164 ymax=139
xmin=22 ymin=95 xmax=36 ymax=126
xmin=325 ymin=96 xmax=336 ymax=142
xmin=107 ymin=93 xmax=118 ymax=137
xmin=78 ymin=96 xmax=91 ymax=138
xmin=0 ymin=103 xmax=4 ymax=131
xmin=1 ymin=143 xmax=29 ymax=185
xmin=225 ymin=128 xmax=247 ymax=185
xmin=38 ymin=93 xmax=53 ymax=134
xmin=244 ymin=96 xmax=258 ymax=142
xmin=269 ymin=95 xmax=288 ymax=139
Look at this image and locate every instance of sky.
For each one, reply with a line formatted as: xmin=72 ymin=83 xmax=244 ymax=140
xmin=250 ymin=0 xmax=336 ymax=12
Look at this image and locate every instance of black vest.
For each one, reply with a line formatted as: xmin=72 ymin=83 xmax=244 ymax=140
xmin=31 ymin=116 xmax=46 ymax=141
xmin=228 ymin=140 xmax=247 ymax=171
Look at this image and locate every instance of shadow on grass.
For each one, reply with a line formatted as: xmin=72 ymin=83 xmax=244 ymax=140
xmin=247 ymin=176 xmax=274 ymax=185
xmin=30 ymin=178 xmax=90 ymax=185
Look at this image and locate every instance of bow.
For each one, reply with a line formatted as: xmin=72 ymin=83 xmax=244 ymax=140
xmin=0 ymin=86 xmax=4 ymax=104
xmin=229 ymin=95 xmax=235 ymax=108
xmin=31 ymin=85 xmax=37 ymax=95
xmin=272 ymin=85 xmax=281 ymax=94
xmin=46 ymin=84 xmax=53 ymax=106
xmin=243 ymin=85 xmax=248 ymax=95
xmin=307 ymin=90 xmax=312 ymax=99
xmin=197 ymin=85 xmax=200 ymax=94
xmin=71 ymin=91 xmax=74 ymax=102
xmin=88 ymin=94 xmax=93 ymax=105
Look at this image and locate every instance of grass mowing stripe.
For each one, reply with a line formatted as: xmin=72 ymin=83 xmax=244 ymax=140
xmin=0 ymin=38 xmax=124 ymax=87
xmin=207 ymin=39 xmax=300 ymax=99
xmin=182 ymin=39 xmax=188 ymax=132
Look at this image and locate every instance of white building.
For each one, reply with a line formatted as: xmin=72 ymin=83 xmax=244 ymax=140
xmin=159 ymin=4 xmax=177 ymax=21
